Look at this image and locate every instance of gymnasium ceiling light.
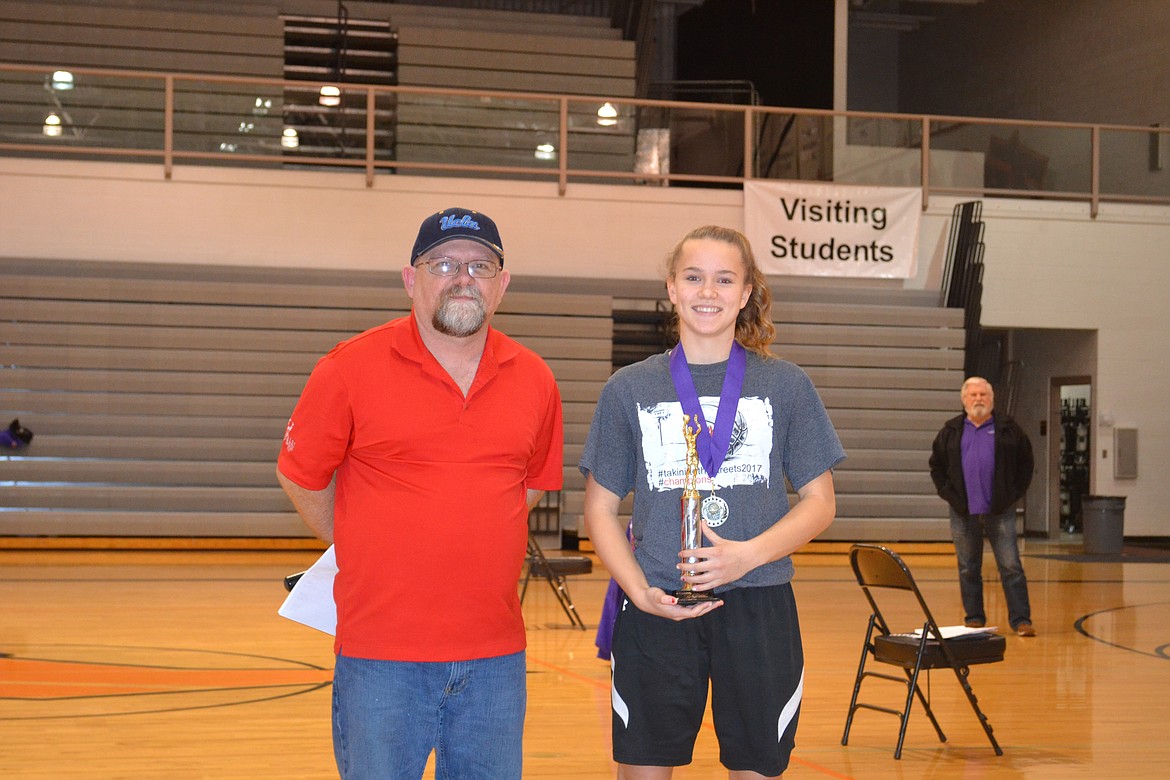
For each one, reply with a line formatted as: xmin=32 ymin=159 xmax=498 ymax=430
xmin=597 ymin=102 xmax=618 ymax=127
xmin=319 ymin=85 xmax=341 ymax=107
xmin=50 ymin=70 xmax=74 ymax=91
xmin=42 ymin=113 xmax=62 ymax=137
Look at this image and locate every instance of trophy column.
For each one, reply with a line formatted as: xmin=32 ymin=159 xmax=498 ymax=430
xmin=673 ymin=414 xmax=719 ymax=604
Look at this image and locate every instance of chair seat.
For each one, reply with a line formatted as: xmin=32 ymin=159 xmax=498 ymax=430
xmin=527 ymin=555 xmax=593 ymax=577
xmin=874 ymin=632 xmax=1006 ymax=668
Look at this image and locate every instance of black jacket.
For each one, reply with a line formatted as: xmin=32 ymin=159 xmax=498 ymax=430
xmin=929 ymin=412 xmax=1034 ymax=518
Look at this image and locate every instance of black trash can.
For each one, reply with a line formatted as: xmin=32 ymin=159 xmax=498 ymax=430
xmin=1082 ymin=495 xmax=1126 ymax=555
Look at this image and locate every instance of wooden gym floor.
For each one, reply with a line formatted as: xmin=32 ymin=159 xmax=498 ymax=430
xmin=1 ymin=538 xmax=1168 ymax=779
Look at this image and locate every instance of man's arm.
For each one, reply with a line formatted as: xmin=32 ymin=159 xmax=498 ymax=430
xmin=276 ymin=469 xmax=335 ymax=545
xmin=928 ymin=426 xmax=950 ymax=494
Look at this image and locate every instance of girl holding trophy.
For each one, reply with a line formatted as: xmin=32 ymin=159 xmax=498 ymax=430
xmin=580 ymin=225 xmax=845 ymax=779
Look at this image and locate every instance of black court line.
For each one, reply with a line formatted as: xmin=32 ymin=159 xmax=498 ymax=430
xmin=0 ymin=643 xmax=333 ymax=721
xmin=8 ymin=643 xmax=330 ymax=671
xmin=0 ymin=682 xmax=334 ymax=721
xmin=1073 ymin=602 xmax=1170 ymax=660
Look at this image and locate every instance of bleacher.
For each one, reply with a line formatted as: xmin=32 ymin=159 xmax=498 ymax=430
xmin=0 ymin=0 xmax=635 ymax=173
xmin=774 ymin=292 xmax=964 ymax=540
xmin=1 ymin=260 xmax=963 ymax=544
xmin=391 ymin=3 xmax=635 ymax=174
xmin=0 ymin=258 xmax=611 ymax=543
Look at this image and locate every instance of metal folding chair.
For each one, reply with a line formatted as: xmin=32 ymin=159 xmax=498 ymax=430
xmin=520 ymin=532 xmax=591 ymax=630
xmin=841 ymin=543 xmax=1006 ymax=759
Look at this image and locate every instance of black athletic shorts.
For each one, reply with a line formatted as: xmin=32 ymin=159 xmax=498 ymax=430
xmin=609 ymin=583 xmax=804 ymax=776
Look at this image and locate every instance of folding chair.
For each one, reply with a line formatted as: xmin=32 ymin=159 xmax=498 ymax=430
xmin=519 ymin=532 xmax=591 ymax=630
xmin=841 ymin=543 xmax=1005 ymax=759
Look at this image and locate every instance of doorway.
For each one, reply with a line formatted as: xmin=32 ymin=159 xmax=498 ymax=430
xmin=1050 ymin=377 xmax=1091 ymax=536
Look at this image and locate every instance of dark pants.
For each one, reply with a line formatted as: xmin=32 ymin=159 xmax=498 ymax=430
xmin=949 ymin=508 xmax=1032 ymax=629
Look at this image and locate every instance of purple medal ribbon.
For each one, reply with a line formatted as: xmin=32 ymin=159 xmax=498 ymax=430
xmin=668 ymin=341 xmax=747 ymax=480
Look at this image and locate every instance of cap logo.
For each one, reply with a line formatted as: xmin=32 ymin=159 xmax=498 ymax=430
xmin=440 ymin=214 xmax=481 ymax=233
xmin=412 ymin=207 xmax=503 ymax=265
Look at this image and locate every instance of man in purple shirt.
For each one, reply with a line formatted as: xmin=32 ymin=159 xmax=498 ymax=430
xmin=930 ymin=377 xmax=1036 ymax=637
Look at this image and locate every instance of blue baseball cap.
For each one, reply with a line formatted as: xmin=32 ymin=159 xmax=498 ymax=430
xmin=410 ymin=207 xmax=504 ymax=265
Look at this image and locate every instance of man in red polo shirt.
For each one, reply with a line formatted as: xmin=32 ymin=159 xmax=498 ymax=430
xmin=277 ymin=207 xmax=563 ymax=780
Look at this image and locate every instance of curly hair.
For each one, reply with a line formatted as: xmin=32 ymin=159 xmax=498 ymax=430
xmin=664 ymin=225 xmax=776 ymax=358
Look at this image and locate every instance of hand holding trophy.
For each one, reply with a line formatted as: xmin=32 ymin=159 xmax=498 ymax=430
xmin=673 ymin=413 xmax=720 ymax=605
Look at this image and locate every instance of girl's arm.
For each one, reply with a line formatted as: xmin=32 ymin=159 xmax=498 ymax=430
xmin=680 ymin=469 xmax=837 ymax=591
xmin=584 ymin=474 xmax=722 ymax=620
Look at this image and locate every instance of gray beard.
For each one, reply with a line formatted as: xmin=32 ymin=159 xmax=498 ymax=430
xmin=433 ymin=284 xmax=487 ymax=337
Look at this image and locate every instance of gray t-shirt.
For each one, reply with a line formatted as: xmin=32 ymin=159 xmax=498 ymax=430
xmin=579 ymin=349 xmax=846 ymax=593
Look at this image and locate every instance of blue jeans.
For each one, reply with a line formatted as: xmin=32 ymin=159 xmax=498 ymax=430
xmin=949 ymin=509 xmax=1032 ymax=630
xmin=331 ymin=650 xmax=526 ymax=780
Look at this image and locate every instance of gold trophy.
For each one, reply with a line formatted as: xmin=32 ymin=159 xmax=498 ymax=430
xmin=673 ymin=414 xmax=720 ymax=604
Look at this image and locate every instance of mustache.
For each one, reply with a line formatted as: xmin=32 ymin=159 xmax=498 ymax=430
xmin=440 ymin=283 xmax=484 ymax=305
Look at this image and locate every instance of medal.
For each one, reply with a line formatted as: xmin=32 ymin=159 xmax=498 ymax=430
xmin=669 ymin=341 xmax=746 ymax=481
xmin=669 ymin=342 xmax=745 ymax=538
xmin=701 ymin=493 xmax=729 ymax=527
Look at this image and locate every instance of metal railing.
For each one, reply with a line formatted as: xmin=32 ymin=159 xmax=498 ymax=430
xmin=4 ymin=62 xmax=1169 ymax=216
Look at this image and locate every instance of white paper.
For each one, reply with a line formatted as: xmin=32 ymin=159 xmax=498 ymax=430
xmin=911 ymin=625 xmax=998 ymax=639
xmin=277 ymin=545 xmax=338 ymax=636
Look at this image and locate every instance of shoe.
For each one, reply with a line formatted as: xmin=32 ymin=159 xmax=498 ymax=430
xmin=1015 ymin=622 xmax=1036 ymax=637
xmin=964 ymin=619 xmax=986 ymax=629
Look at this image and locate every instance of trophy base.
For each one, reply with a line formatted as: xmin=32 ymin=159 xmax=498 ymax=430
xmin=672 ymin=588 xmax=721 ymax=606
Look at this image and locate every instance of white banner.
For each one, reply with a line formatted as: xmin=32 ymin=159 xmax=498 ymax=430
xmin=744 ymin=181 xmax=921 ymax=279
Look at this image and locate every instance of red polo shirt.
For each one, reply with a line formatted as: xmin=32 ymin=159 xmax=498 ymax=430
xmin=278 ymin=314 xmax=563 ymax=661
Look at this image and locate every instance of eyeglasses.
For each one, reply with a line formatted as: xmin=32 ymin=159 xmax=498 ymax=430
xmin=416 ymin=257 xmax=501 ymax=279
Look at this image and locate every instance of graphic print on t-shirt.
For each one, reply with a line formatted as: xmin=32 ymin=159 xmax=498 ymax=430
xmin=637 ymin=396 xmax=773 ymax=493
